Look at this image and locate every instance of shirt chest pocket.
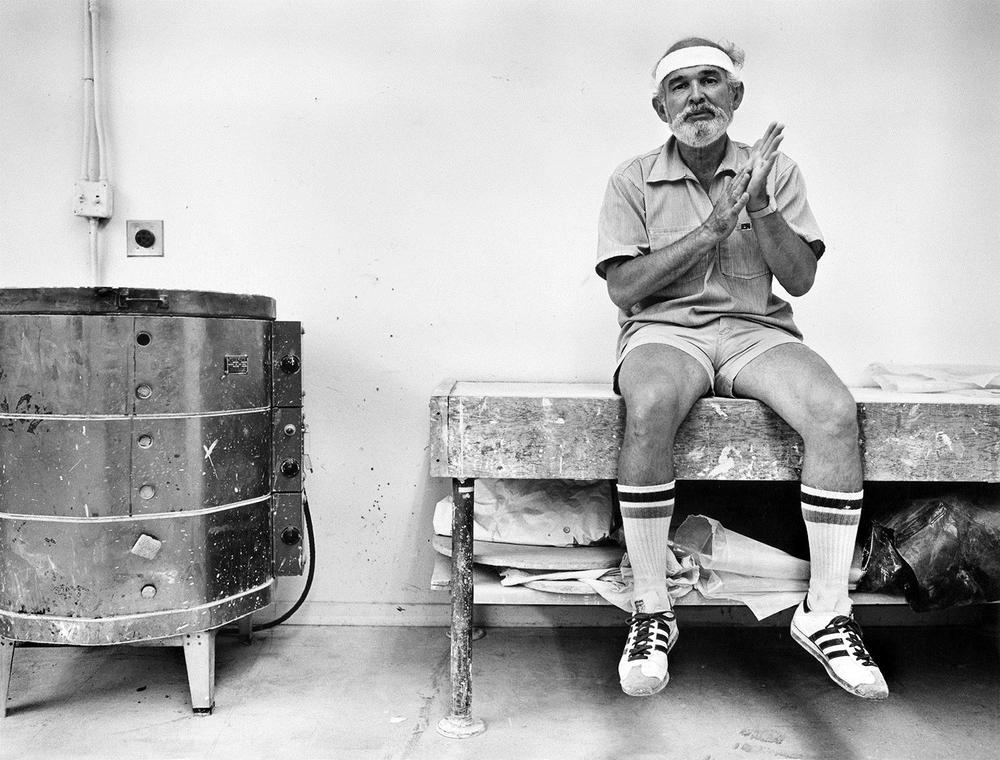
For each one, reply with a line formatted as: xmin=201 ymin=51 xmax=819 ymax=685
xmin=720 ymin=223 xmax=769 ymax=280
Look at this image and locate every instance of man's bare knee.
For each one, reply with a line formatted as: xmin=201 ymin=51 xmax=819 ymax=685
xmin=801 ymin=385 xmax=859 ymax=448
xmin=623 ymin=382 xmax=691 ymax=442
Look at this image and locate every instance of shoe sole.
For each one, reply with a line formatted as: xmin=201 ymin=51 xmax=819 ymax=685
xmin=790 ymin=623 xmax=888 ymax=700
xmin=621 ymin=623 xmax=680 ymax=697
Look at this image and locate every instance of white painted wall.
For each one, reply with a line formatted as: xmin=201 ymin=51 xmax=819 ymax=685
xmin=2 ymin=0 xmax=998 ymax=624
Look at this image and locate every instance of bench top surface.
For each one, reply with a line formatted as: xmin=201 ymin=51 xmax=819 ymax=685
xmin=430 ymin=380 xmax=1000 ymax=482
xmin=438 ymin=381 xmax=1000 ymax=406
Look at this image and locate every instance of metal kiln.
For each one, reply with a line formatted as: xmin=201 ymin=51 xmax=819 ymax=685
xmin=0 ymin=287 xmax=304 ymax=713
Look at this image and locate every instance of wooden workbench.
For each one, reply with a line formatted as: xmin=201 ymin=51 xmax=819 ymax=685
xmin=428 ymin=381 xmax=1000 ymax=737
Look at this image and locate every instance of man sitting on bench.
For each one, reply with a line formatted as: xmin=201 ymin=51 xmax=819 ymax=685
xmin=596 ymin=37 xmax=888 ymax=700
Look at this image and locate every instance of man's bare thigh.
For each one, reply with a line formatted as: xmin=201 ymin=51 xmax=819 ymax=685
xmin=732 ymin=341 xmax=854 ymax=432
xmin=618 ymin=343 xmax=712 ymax=412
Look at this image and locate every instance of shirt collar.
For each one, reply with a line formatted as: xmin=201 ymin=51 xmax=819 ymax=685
xmin=648 ymin=135 xmax=741 ymax=183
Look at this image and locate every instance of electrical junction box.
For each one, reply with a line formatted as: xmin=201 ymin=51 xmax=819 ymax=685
xmin=73 ymin=180 xmax=113 ymax=218
xmin=127 ymin=220 xmax=164 ymax=257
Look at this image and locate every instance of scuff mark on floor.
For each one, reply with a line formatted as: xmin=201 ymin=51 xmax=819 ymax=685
xmin=388 ymin=646 xmax=450 ymax=760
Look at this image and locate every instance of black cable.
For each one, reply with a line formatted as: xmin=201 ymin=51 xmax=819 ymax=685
xmin=251 ymin=487 xmax=316 ymax=632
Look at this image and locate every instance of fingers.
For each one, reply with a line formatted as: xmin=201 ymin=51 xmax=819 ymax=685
xmin=759 ymin=122 xmax=785 ymax=159
xmin=759 ymin=149 xmax=780 ymax=177
xmin=733 ymin=191 xmax=750 ymax=215
xmin=763 ymin=132 xmax=784 ymax=159
xmin=735 ymin=169 xmax=751 ymax=193
xmin=744 ymin=123 xmax=785 ymax=176
xmin=729 ymin=168 xmax=750 ymax=201
xmin=760 ymin=121 xmax=780 ymax=145
xmin=725 ymin=166 xmax=749 ymax=191
xmin=715 ymin=171 xmax=751 ymax=222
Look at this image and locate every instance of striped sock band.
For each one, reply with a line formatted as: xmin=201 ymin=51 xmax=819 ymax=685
xmin=801 ymin=484 xmax=863 ymax=613
xmin=618 ymin=481 xmax=675 ymax=614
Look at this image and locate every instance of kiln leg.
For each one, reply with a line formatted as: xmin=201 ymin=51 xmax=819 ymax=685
xmin=437 ymin=478 xmax=486 ymax=738
xmin=183 ymin=631 xmax=216 ymax=715
xmin=237 ymin=614 xmax=254 ymax=643
xmin=0 ymin=638 xmax=14 ymax=718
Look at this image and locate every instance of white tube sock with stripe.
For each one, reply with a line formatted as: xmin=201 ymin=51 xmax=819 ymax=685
xmin=618 ymin=481 xmax=675 ymax=614
xmin=801 ymin=484 xmax=863 ymax=615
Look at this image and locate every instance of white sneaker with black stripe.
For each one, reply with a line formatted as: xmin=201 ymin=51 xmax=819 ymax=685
xmin=618 ymin=611 xmax=679 ymax=696
xmin=790 ymin=601 xmax=889 ymax=700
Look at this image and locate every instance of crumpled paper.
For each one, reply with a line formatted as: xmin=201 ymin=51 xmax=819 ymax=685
xmin=500 ymin=551 xmax=701 ymax=611
xmin=433 ymin=479 xmax=613 ymax=546
xmin=673 ymin=514 xmax=810 ymax=579
xmin=673 ymin=515 xmax=812 ymax=618
xmin=500 ymin=515 xmax=862 ymax=620
xmin=862 ymin=363 xmax=1000 ymax=395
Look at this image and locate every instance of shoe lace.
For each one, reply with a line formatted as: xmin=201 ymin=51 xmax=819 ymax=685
xmin=829 ymin=615 xmax=875 ymax=667
xmin=626 ymin=612 xmax=674 ymax=662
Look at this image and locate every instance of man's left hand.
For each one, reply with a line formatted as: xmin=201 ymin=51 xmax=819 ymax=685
xmin=745 ymin=121 xmax=784 ymax=211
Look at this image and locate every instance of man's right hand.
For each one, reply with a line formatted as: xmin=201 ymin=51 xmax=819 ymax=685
xmin=603 ymin=167 xmax=751 ymax=312
xmin=702 ymin=167 xmax=750 ymax=243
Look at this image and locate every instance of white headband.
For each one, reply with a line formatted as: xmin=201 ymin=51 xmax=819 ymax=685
xmin=653 ymin=45 xmax=737 ymax=88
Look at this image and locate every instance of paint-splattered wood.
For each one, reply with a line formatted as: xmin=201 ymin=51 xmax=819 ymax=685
xmin=428 ymin=379 xmax=452 ymax=476
xmin=429 ymin=382 xmax=1000 ymax=482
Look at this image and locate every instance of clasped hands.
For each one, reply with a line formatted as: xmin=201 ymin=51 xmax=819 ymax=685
xmin=704 ymin=121 xmax=784 ymax=240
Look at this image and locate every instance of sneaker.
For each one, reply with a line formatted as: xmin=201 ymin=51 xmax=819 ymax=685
xmin=618 ymin=611 xmax=679 ymax=697
xmin=790 ymin=601 xmax=889 ymax=700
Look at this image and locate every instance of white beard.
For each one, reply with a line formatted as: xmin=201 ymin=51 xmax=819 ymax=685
xmin=670 ymin=107 xmax=732 ymax=148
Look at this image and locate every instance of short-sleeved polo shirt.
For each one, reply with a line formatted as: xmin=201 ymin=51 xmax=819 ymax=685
xmin=596 ymin=135 xmax=824 ymax=360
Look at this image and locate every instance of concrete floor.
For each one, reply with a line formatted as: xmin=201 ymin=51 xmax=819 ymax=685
xmin=0 ymin=623 xmax=997 ymax=760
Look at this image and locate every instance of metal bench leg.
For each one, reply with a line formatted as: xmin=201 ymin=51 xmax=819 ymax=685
xmin=0 ymin=638 xmax=14 ymax=718
xmin=437 ymin=478 xmax=486 ymax=738
xmin=183 ymin=631 xmax=216 ymax=715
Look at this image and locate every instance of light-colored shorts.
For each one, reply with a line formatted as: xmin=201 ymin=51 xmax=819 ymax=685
xmin=616 ymin=317 xmax=802 ymax=398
